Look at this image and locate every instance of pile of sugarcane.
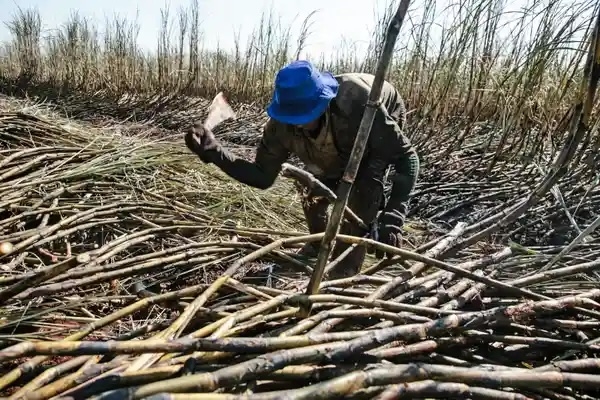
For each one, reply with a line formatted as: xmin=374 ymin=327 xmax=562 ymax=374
xmin=1 ymin=95 xmax=600 ymax=400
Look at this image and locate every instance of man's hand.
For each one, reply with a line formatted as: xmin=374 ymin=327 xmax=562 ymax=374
xmin=375 ymin=212 xmax=403 ymax=258
xmin=184 ymin=122 xmax=221 ymax=163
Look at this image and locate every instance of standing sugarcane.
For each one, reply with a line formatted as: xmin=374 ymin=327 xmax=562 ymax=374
xmin=185 ymin=0 xmax=416 ymax=289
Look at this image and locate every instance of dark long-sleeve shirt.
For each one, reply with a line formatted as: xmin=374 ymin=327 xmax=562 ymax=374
xmin=201 ymin=72 xmax=419 ymax=222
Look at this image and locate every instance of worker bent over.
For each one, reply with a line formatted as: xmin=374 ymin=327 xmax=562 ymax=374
xmin=185 ymin=60 xmax=419 ymax=279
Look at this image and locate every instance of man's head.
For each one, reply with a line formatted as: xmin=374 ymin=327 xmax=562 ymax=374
xmin=266 ymin=60 xmax=339 ymax=128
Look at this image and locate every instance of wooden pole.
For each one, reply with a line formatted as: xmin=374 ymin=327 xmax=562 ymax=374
xmin=300 ymin=0 xmax=412 ymax=316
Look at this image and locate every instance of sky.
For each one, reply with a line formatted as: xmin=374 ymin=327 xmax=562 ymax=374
xmin=0 ymin=0 xmax=594 ymax=60
xmin=0 ymin=0 xmax=399 ymax=57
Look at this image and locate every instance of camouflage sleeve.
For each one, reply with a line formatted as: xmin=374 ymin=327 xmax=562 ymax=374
xmin=206 ymin=119 xmax=291 ymax=189
xmin=364 ymin=94 xmax=418 ymax=227
xmin=333 ymin=74 xmax=418 ymax=227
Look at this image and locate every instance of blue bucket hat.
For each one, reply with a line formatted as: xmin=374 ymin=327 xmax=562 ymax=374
xmin=266 ymin=60 xmax=339 ymax=125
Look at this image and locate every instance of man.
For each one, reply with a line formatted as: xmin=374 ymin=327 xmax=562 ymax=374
xmin=185 ymin=60 xmax=419 ymax=279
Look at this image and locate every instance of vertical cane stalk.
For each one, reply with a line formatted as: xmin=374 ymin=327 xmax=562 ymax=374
xmin=301 ymin=0 xmax=412 ymax=316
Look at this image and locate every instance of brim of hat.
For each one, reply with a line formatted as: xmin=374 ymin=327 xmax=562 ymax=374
xmin=266 ymin=72 xmax=339 ymax=125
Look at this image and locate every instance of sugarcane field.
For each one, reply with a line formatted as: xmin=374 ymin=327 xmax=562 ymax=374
xmin=1 ymin=0 xmax=600 ymax=398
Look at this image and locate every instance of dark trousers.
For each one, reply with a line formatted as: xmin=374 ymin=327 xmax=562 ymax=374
xmin=300 ymin=167 xmax=389 ymax=279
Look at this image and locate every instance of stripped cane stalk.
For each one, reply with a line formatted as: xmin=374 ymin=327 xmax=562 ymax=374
xmin=123 ymin=276 xmax=230 ymax=372
xmin=302 ymin=0 xmax=412 ymax=315
xmin=280 ymin=163 xmax=367 ymax=230
xmin=534 ymin=213 xmax=600 ymax=274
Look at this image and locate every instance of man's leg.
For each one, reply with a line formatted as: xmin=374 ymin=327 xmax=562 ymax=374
xmin=297 ymin=177 xmax=337 ymax=257
xmin=328 ymin=173 xmax=385 ymax=279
